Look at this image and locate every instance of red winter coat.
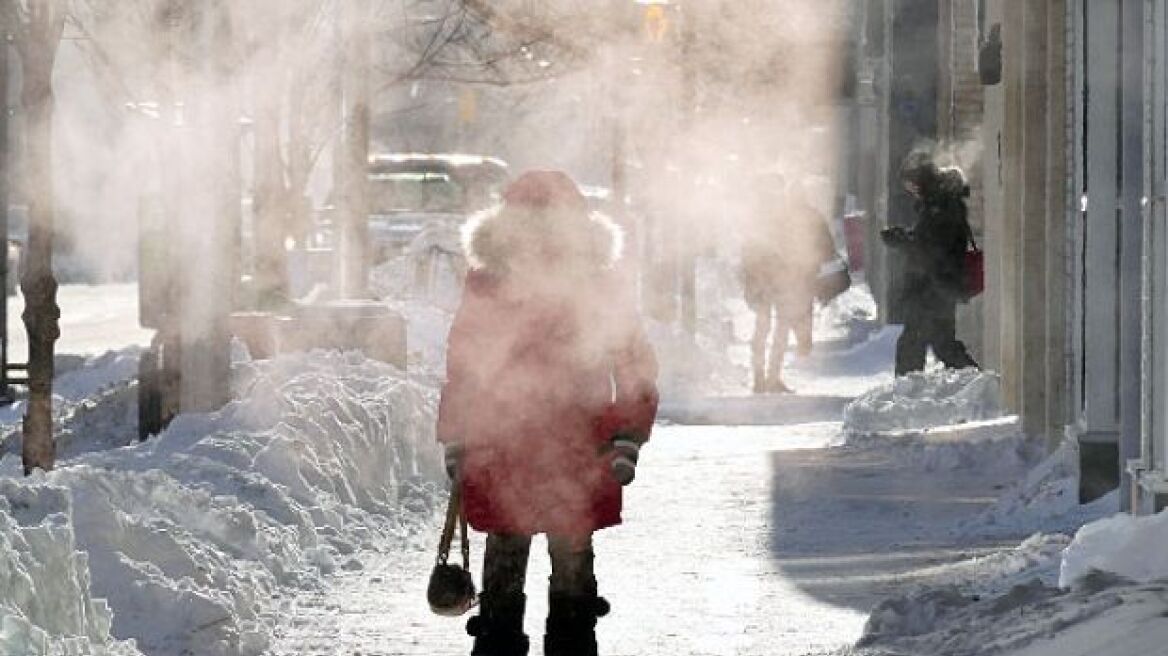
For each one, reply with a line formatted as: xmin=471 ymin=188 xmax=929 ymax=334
xmin=437 ymin=206 xmax=658 ymax=537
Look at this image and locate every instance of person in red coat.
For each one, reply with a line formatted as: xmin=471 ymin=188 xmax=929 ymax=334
xmin=437 ymin=170 xmax=659 ymax=656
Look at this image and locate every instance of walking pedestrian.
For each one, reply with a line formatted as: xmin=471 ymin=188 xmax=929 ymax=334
xmin=741 ymin=177 xmax=835 ymax=394
xmin=437 ymin=170 xmax=659 ymax=656
xmin=882 ymin=153 xmax=979 ymax=375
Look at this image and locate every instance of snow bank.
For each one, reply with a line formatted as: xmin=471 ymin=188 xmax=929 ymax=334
xmin=859 ymin=549 xmax=1163 ymax=656
xmin=0 ymin=481 xmax=137 ymax=655
xmin=906 ymin=533 xmax=1071 ymax=595
xmin=961 ymin=439 xmax=1118 ymax=539
xmin=0 ymin=351 xmax=443 ymax=656
xmin=839 ymin=416 xmax=1031 ymax=475
xmin=54 ymin=349 xmax=142 ymax=404
xmin=0 ymin=348 xmax=144 ymax=464
xmin=843 ymin=367 xmax=1003 ymax=435
xmin=1060 ymin=510 xmax=1168 ymax=588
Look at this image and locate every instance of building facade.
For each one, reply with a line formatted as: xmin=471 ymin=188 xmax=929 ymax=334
xmin=862 ymin=0 xmax=1168 ymax=514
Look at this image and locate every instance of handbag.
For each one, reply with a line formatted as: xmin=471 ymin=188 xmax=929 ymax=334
xmin=964 ymin=239 xmax=985 ymax=299
xmin=426 ymin=485 xmax=477 ymax=617
xmin=815 ymin=256 xmax=852 ymax=304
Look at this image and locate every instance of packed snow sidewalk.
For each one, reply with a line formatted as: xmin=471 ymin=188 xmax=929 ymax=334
xmin=0 ymin=351 xmax=445 ymax=655
xmin=270 ymin=393 xmax=1082 ymax=656
xmin=271 ymin=421 xmax=994 ymax=656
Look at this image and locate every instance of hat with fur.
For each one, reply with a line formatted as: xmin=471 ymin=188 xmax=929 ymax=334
xmin=463 ymin=170 xmax=623 ymax=274
xmin=501 ymin=170 xmax=589 ymax=213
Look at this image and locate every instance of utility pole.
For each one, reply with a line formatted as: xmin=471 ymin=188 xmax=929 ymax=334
xmin=338 ymin=0 xmax=372 ymax=299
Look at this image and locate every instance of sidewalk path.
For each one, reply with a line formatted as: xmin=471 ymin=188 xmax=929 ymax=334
xmin=271 ymin=421 xmax=1021 ymax=656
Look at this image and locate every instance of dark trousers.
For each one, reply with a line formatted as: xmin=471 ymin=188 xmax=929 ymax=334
xmin=473 ymin=533 xmax=602 ymax=656
xmin=895 ymin=304 xmax=978 ymax=376
xmin=483 ymin=533 xmax=596 ymax=599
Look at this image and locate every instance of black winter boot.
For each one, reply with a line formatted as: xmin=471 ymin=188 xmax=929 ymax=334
xmin=466 ymin=592 xmax=529 ymax=656
xmin=543 ymin=592 xmax=610 ymax=656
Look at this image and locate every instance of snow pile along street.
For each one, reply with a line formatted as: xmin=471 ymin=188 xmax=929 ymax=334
xmin=853 ymin=526 xmax=1168 ymax=656
xmin=960 ymin=439 xmax=1118 ymax=539
xmin=0 ymin=482 xmax=137 ymax=655
xmin=0 ymin=347 xmax=145 ymax=465
xmin=843 ymin=367 xmax=1004 ymax=435
xmin=0 ymin=351 xmax=443 ymax=656
xmin=1060 ymin=509 xmax=1168 ymax=587
xmin=835 ymin=367 xmax=1031 ymax=476
xmin=830 ymin=363 xmax=1157 ymax=655
xmin=849 ymin=436 xmax=1160 ymax=656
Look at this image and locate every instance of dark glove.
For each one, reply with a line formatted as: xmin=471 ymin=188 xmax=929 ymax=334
xmin=444 ymin=444 xmax=463 ymax=481
xmin=880 ymin=226 xmax=910 ymax=246
xmin=609 ymin=434 xmax=645 ymax=486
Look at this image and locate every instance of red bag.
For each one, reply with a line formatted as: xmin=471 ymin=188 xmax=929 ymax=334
xmin=964 ymin=245 xmax=985 ymax=299
xmin=843 ymin=212 xmax=866 ymax=272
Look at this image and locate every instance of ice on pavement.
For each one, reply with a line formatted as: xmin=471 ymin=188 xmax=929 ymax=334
xmin=0 ymin=351 xmax=443 ymax=656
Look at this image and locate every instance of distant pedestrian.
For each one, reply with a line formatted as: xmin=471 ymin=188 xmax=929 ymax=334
xmin=437 ymin=170 xmax=659 ymax=656
xmin=882 ymin=153 xmax=979 ymax=375
xmin=741 ymin=177 xmax=835 ymax=394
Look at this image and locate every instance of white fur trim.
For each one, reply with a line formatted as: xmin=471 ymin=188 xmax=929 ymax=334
xmin=462 ymin=205 xmax=624 ymax=273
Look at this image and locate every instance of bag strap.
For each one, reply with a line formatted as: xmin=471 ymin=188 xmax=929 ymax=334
xmin=962 ymin=212 xmax=980 ymax=251
xmin=437 ymin=484 xmax=471 ymax=571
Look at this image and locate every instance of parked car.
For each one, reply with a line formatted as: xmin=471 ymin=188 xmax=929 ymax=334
xmin=316 ymin=153 xmax=510 ymax=264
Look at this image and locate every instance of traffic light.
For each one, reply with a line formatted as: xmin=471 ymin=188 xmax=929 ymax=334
xmin=643 ymin=3 xmax=670 ymax=43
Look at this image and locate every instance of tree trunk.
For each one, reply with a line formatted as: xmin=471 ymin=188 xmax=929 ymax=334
xmin=338 ymin=0 xmax=371 ymax=299
xmin=20 ymin=54 xmax=60 ymax=475
xmin=177 ymin=0 xmax=235 ymax=413
xmin=252 ymin=95 xmax=289 ymax=307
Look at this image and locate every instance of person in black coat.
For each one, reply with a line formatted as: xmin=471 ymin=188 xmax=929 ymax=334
xmin=882 ymin=155 xmax=979 ymax=376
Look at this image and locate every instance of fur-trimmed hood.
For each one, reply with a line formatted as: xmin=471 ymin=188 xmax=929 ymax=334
xmin=461 ymin=204 xmax=624 ymax=275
